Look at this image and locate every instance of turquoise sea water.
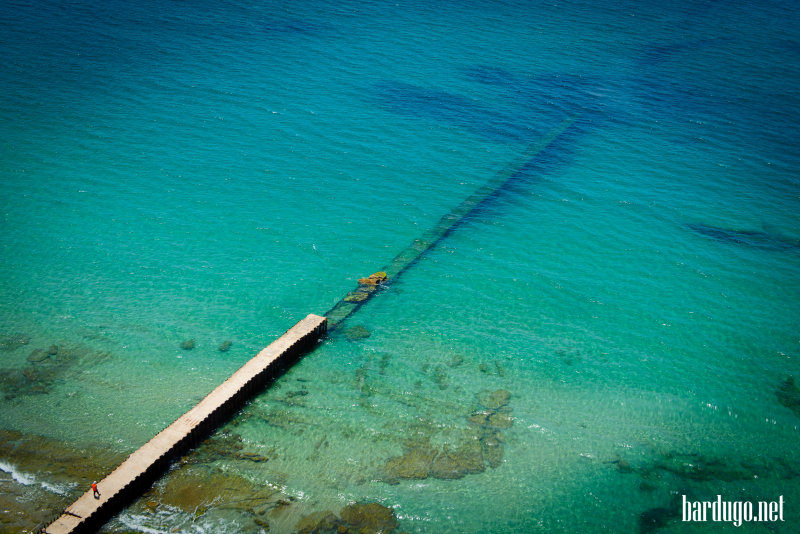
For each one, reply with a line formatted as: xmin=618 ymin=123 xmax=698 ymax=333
xmin=1 ymin=0 xmax=799 ymax=532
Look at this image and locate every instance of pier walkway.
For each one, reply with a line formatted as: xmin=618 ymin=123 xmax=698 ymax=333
xmin=44 ymin=314 xmax=326 ymax=534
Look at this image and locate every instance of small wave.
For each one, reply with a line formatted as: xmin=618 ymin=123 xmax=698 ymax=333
xmin=119 ymin=514 xmax=170 ymax=534
xmin=0 ymin=460 xmax=36 ymax=485
xmin=0 ymin=460 xmax=73 ymax=495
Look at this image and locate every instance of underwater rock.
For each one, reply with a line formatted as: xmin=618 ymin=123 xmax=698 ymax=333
xmin=180 ymin=339 xmax=196 ymax=350
xmin=432 ymin=365 xmax=448 ymax=390
xmin=481 ymin=434 xmax=504 ymax=469
xmin=339 ymin=501 xmax=398 ymax=534
xmin=431 ymin=439 xmax=485 ymax=480
xmin=467 ymin=410 xmax=492 ymax=427
xmin=218 ymin=340 xmax=232 ymax=352
xmin=47 ymin=344 xmax=59 ymax=356
xmin=382 ymin=389 xmax=514 ymax=486
xmin=0 ymin=333 xmax=30 ymax=352
xmin=384 ymin=439 xmax=438 ymax=483
xmin=446 ymin=353 xmax=464 ymax=367
xmin=468 ymin=392 xmax=514 ymax=431
xmin=27 ymin=349 xmax=50 ymax=363
xmin=376 ymin=352 xmax=391 ymax=374
xmin=487 ymin=407 xmax=514 ymax=429
xmin=617 ymin=459 xmax=633 ymax=474
xmin=776 ymin=376 xmax=800 ymax=416
xmin=296 ymin=509 xmax=340 ymax=534
xmin=344 ymin=325 xmax=371 ymax=341
xmin=479 ymin=389 xmax=511 ymax=410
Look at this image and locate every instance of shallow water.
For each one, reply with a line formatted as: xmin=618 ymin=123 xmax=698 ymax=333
xmin=1 ymin=0 xmax=799 ymax=532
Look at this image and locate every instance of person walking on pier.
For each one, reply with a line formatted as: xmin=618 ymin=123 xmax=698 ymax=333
xmin=92 ymin=481 xmax=100 ymax=499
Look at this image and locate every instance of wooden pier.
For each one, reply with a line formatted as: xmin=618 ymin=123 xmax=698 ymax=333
xmin=44 ymin=314 xmax=326 ymax=534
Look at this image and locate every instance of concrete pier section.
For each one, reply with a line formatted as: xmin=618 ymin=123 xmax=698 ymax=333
xmin=44 ymin=314 xmax=327 ymax=534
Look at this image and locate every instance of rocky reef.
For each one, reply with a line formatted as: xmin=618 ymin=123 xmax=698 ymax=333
xmin=382 ymin=389 xmax=512 ymax=484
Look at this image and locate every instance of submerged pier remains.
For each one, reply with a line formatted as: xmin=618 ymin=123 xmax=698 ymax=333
xmin=44 ymin=314 xmax=326 ymax=534
xmin=325 ymin=117 xmax=577 ymax=329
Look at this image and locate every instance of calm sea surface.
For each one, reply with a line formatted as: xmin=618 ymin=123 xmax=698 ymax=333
xmin=1 ymin=0 xmax=799 ymax=532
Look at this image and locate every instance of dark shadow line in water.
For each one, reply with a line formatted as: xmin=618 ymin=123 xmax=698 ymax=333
xmin=687 ymin=222 xmax=800 ymax=252
xmin=456 ymin=118 xmax=591 ymax=222
xmin=369 ymin=79 xmax=570 ymax=143
xmin=324 ymin=117 xmax=579 ymax=330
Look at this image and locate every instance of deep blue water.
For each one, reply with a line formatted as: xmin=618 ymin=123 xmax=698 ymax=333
xmin=1 ymin=0 xmax=799 ymax=532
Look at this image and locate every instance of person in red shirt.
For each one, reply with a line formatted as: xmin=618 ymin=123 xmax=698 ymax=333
xmin=92 ymin=481 xmax=100 ymax=499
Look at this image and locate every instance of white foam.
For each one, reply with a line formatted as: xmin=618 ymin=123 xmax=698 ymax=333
xmin=0 ymin=460 xmax=35 ymax=486
xmin=0 ymin=461 xmax=73 ymax=495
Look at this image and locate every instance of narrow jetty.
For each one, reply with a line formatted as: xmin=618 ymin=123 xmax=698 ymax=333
xmin=44 ymin=314 xmax=326 ymax=534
